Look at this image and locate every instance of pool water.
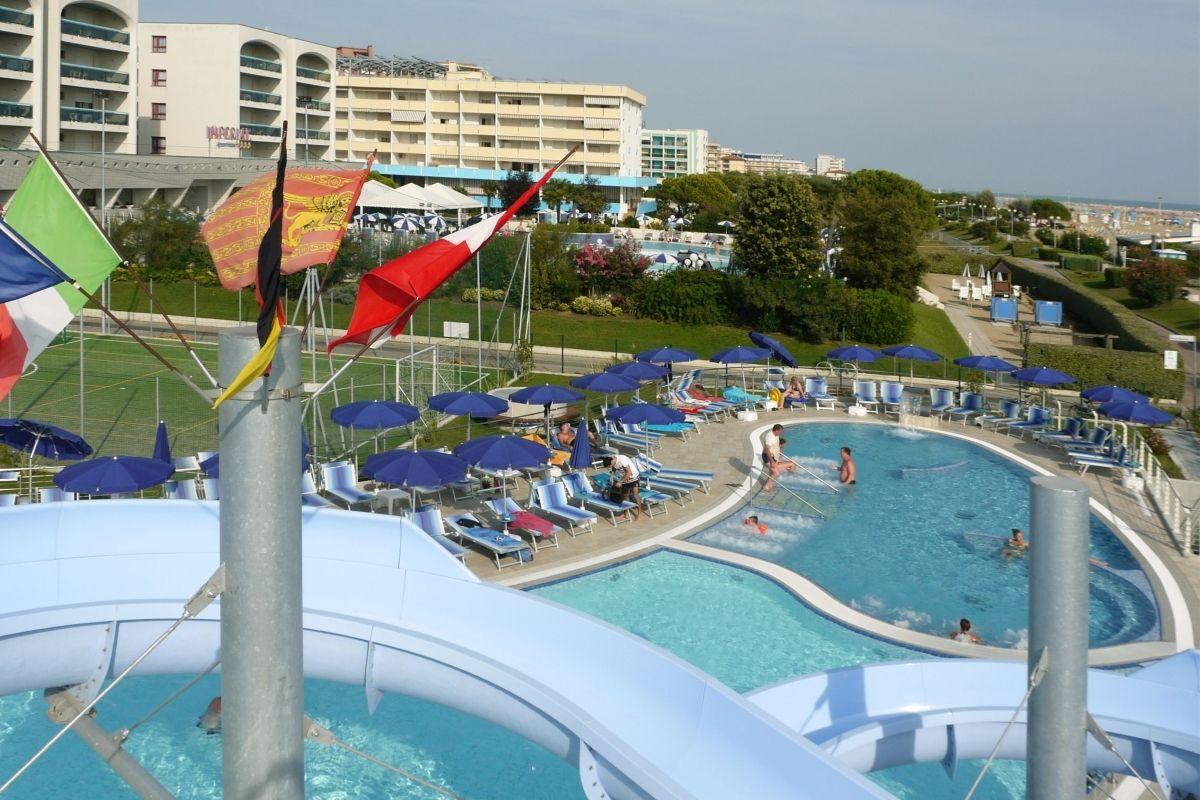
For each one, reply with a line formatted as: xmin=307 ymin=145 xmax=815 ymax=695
xmin=639 ymin=241 xmax=731 ymax=271
xmin=689 ymin=422 xmax=1159 ymax=648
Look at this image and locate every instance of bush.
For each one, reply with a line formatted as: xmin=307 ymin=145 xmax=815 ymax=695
xmin=969 ymin=221 xmax=998 ymax=242
xmin=848 ymin=289 xmax=914 ymax=344
xmin=569 ymin=296 xmax=621 ymax=316
xmin=1010 ymin=241 xmax=1034 ymax=258
xmin=1103 ymin=267 xmax=1127 ymax=288
xmin=1058 ymin=253 xmax=1102 ymax=271
xmin=1003 ymin=258 xmax=1165 ymax=352
xmin=574 ymin=241 xmax=650 ymax=294
xmin=1126 ymin=260 xmax=1187 ymax=307
xmin=735 ymin=274 xmax=853 ymax=342
xmin=1025 ymin=343 xmax=1184 ymax=400
xmin=461 ymin=287 xmax=507 ymax=302
xmin=627 ymin=270 xmax=733 ymax=325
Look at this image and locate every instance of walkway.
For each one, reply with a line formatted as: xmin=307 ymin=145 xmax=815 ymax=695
xmin=921 ymin=272 xmax=1027 ymax=360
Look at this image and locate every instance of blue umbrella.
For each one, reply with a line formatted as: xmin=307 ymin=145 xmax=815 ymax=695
xmin=454 ymin=435 xmax=551 ymax=504
xmin=361 ymin=449 xmax=467 ymax=490
xmin=826 ymin=345 xmax=881 ymax=363
xmin=570 ymin=372 xmax=640 ymax=394
xmin=605 ymin=361 xmax=667 ymax=381
xmin=1082 ymin=385 xmax=1147 ymax=404
xmin=331 ymin=400 xmax=420 ymax=429
xmin=0 ymin=418 xmax=93 ymax=461
xmin=511 ymin=384 xmax=585 ymax=440
xmin=152 ymin=420 xmax=171 ymax=464
xmin=568 ymin=420 xmax=591 ymax=471
xmin=710 ymin=346 xmax=770 ymax=364
xmin=1011 ymin=367 xmax=1076 ymax=386
xmin=199 ymin=430 xmax=310 ymax=478
xmin=954 ymin=355 xmax=1016 ymax=373
xmin=428 ymin=391 xmax=509 ymax=437
xmin=635 ymin=346 xmax=697 ymax=364
xmin=882 ymin=344 xmax=941 ymax=380
xmin=1099 ymin=400 xmax=1173 ymax=426
xmin=750 ymin=331 xmax=797 ymax=369
xmin=716 ymin=220 xmax=735 ymax=229
xmin=54 ymin=455 xmax=173 ymax=495
xmin=649 ymin=252 xmax=678 ymax=266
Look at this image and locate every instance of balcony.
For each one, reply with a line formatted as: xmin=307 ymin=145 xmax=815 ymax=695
xmin=60 ymin=62 xmax=129 ymax=86
xmin=0 ymin=101 xmax=32 ymax=120
xmin=240 ymin=55 xmax=281 ymax=73
xmin=296 ymin=128 xmax=330 ymax=141
xmin=61 ymin=18 xmax=130 ymax=46
xmin=0 ymin=7 xmax=33 ymax=27
xmin=60 ymin=106 xmax=129 ymax=125
xmin=297 ymin=98 xmax=331 ymax=113
xmin=243 ymin=123 xmax=281 ymax=137
xmin=296 ymin=65 xmax=330 ymax=83
xmin=0 ymin=54 xmax=32 ymax=74
xmin=240 ymin=89 xmax=281 ymax=106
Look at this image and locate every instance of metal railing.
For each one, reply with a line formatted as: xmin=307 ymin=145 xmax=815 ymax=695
xmin=239 ymin=89 xmax=281 ymax=105
xmin=62 ymin=18 xmax=130 ymax=44
xmin=0 ymin=7 xmax=33 ymax=26
xmin=1129 ymin=427 xmax=1199 ymax=554
xmin=0 ymin=100 xmax=32 ymax=119
xmin=240 ymin=54 xmax=281 ymax=73
xmin=749 ymin=480 xmax=826 ymax=519
xmin=296 ymin=128 xmax=330 ymax=141
xmin=242 ymin=123 xmax=281 ymax=137
xmin=60 ymin=62 xmax=129 ymax=85
xmin=296 ymin=65 xmax=331 ymax=82
xmin=0 ymin=53 xmax=32 ymax=72
xmin=60 ymin=106 xmax=129 ymax=125
xmin=297 ymin=98 xmax=331 ymax=111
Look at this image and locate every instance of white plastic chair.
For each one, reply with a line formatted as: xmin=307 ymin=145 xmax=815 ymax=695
xmin=951 ymin=278 xmax=961 ymax=291
xmin=957 ymin=286 xmax=969 ymax=302
xmin=971 ymin=286 xmax=984 ymax=303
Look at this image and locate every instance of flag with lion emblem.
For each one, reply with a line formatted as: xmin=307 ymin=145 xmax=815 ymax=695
xmin=202 ymin=161 xmax=371 ymax=290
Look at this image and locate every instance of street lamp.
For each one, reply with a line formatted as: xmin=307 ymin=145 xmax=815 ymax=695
xmin=302 ymin=103 xmax=312 ymax=166
xmin=93 ymin=90 xmax=110 ymax=233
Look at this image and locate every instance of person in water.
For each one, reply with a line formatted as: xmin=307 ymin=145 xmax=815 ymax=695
xmin=197 ymin=696 xmax=221 ymax=734
xmin=949 ymin=618 xmax=981 ymax=644
xmin=833 ymin=446 xmax=857 ymax=485
xmin=1002 ymin=528 xmax=1029 ymax=559
xmin=761 ymin=424 xmax=794 ymax=492
xmin=743 ymin=514 xmax=768 ymax=535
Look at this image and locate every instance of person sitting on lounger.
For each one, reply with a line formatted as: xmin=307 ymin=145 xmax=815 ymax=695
xmin=743 ymin=515 xmax=768 ymax=535
xmin=782 ymin=378 xmax=807 ymax=407
xmin=556 ymin=422 xmax=596 ymax=448
xmin=950 ymin=618 xmax=981 ymax=644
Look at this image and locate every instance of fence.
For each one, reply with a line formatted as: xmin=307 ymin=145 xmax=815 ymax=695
xmin=1129 ymin=427 xmax=1200 ymax=555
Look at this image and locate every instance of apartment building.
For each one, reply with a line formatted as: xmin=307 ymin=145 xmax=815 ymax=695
xmin=136 ymin=23 xmax=336 ymax=161
xmin=815 ymin=153 xmax=846 ymax=176
xmin=0 ymin=0 xmax=138 ymax=154
xmin=741 ymin=151 xmax=809 ymax=175
xmin=640 ymin=127 xmax=708 ymax=178
xmin=334 ymin=53 xmax=653 ymax=213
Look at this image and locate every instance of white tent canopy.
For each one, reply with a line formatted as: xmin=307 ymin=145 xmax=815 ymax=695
xmin=357 ymin=180 xmax=425 ymax=210
xmin=423 ymin=182 xmax=483 ymax=210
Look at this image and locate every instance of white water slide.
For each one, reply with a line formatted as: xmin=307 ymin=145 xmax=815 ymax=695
xmin=1 ymin=502 xmax=1196 ymax=798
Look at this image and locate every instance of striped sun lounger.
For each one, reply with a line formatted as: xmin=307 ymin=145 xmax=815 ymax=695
xmin=584 ymin=471 xmax=670 ymax=518
xmin=486 ymin=497 xmax=561 ymax=551
xmin=530 ymin=480 xmax=597 ymax=535
xmin=443 ymin=511 xmax=532 ymax=571
xmin=409 ymin=506 xmax=468 ymax=563
xmin=634 ymin=454 xmax=713 ymax=494
xmin=560 ymin=471 xmax=639 ymax=524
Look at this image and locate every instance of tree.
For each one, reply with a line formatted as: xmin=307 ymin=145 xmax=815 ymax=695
xmin=573 ymin=175 xmax=606 ymax=217
xmin=1066 ymin=230 xmax=1109 ymax=257
xmin=732 ymin=174 xmax=823 ymax=278
xmin=1126 ymin=260 xmax=1186 ymax=307
xmin=479 ymin=180 xmax=500 ymax=212
xmin=541 ymin=178 xmax=573 ymax=222
xmin=716 ymin=172 xmax=752 ymax=197
xmin=835 ymin=189 xmax=924 ymax=297
xmin=841 ymin=169 xmax=937 ymax=231
xmin=111 ymin=198 xmax=213 ymax=283
xmin=1030 ymin=198 xmax=1071 ymax=222
xmin=529 ymin=225 xmax=581 ymax=308
xmin=1008 ymin=198 xmax=1032 ymax=216
xmin=367 ymin=170 xmax=397 ymax=189
xmin=976 ymin=189 xmax=996 ymax=209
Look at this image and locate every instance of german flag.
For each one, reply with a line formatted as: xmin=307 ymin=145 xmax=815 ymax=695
xmin=212 ymin=124 xmax=288 ymax=408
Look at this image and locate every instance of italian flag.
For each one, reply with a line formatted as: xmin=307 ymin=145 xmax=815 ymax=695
xmin=0 ymin=153 xmax=122 ymax=401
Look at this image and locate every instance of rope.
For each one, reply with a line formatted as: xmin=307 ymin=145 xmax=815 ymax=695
xmin=115 ymin=660 xmax=221 ymax=743
xmin=1085 ymin=714 xmax=1165 ymax=800
xmin=304 ymin=716 xmax=463 ymax=800
xmin=0 ymin=565 xmax=224 ymax=795
xmin=962 ymin=647 xmax=1048 ymax=800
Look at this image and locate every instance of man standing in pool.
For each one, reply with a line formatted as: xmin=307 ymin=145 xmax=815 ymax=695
xmin=761 ymin=424 xmax=794 ymax=491
xmin=834 ymin=446 xmax=857 ymax=485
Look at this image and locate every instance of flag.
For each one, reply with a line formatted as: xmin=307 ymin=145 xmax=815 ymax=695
xmin=0 ymin=152 xmax=122 ymax=402
xmin=211 ymin=134 xmax=287 ymax=409
xmin=202 ymin=165 xmax=369 ymax=290
xmin=0 ymin=220 xmax=69 ymax=303
xmin=329 ymin=149 xmax=576 ymax=352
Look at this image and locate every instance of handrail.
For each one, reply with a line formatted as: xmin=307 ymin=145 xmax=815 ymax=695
xmin=780 ymin=453 xmax=839 ymax=493
xmin=749 ymin=477 xmax=825 ymax=519
xmin=1126 ymin=425 xmax=1197 ymax=555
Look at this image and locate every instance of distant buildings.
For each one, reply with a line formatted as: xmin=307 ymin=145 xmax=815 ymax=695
xmin=640 ymin=128 xmax=708 ymax=179
xmin=815 ymin=153 xmax=847 ymax=178
xmin=702 ymin=141 xmax=847 ymax=178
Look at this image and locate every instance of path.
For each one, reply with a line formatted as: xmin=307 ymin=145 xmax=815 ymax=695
xmin=921 ymin=272 xmax=1026 ymax=360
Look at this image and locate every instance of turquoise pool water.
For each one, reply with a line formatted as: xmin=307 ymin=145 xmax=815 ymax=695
xmin=689 ymin=421 xmax=1159 ymax=648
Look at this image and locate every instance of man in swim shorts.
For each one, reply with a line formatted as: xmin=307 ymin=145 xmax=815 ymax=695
xmin=834 ymin=446 xmax=857 ymax=485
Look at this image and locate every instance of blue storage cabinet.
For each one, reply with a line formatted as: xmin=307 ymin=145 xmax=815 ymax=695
xmin=1034 ymin=301 xmax=1063 ymax=326
xmin=990 ymin=297 xmax=1018 ymax=322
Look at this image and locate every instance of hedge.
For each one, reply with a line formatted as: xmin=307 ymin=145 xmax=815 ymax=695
xmin=1026 ymin=343 xmax=1184 ymax=400
xmin=1002 ymin=258 xmax=1165 ymax=352
xmin=1010 ymin=241 xmax=1034 ymax=257
xmin=1059 ymin=253 xmax=1102 ymax=271
xmin=1103 ymin=267 xmax=1126 ymax=288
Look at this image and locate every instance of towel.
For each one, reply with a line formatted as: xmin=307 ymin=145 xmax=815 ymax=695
xmin=511 ymin=510 xmax=554 ymax=538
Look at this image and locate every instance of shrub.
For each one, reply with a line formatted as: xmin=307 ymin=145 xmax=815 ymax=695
xmin=1103 ymin=267 xmax=1127 ymax=288
xmin=627 ymin=270 xmax=733 ymax=325
xmin=969 ymin=221 xmax=998 ymax=242
xmin=1003 ymin=258 xmax=1165 ymax=352
xmin=735 ymin=274 xmax=853 ymax=342
xmin=574 ymin=241 xmax=650 ymax=294
xmin=1126 ymin=260 xmax=1186 ymax=307
xmin=1025 ymin=343 xmax=1184 ymax=400
xmin=461 ymin=287 xmax=507 ymax=302
xmin=1010 ymin=241 xmax=1034 ymax=258
xmin=569 ymin=295 xmax=621 ymax=316
xmin=847 ymin=289 xmax=915 ymax=344
xmin=1058 ymin=253 xmax=1102 ymax=271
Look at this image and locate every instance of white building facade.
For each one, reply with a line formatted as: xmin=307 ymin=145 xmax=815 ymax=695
xmin=815 ymin=153 xmax=846 ymax=176
xmin=136 ymin=23 xmax=336 ymax=161
xmin=640 ymin=127 xmax=708 ymax=178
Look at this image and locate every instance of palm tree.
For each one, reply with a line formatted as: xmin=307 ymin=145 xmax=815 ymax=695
xmin=541 ymin=178 xmax=574 ymax=223
xmin=479 ymin=180 xmax=500 ymax=212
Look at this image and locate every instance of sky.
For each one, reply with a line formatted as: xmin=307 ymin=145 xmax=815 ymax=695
xmin=144 ymin=0 xmax=1200 ymax=206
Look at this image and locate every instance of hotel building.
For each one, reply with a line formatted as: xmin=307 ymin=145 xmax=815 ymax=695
xmin=640 ymin=127 xmax=708 ymax=178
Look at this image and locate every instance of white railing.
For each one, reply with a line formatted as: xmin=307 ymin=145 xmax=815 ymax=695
xmin=1130 ymin=428 xmax=1199 ymax=555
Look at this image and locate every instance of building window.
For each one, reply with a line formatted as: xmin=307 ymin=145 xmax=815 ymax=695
xmin=152 ymin=69 xmax=166 ymax=87
xmin=151 ymin=35 xmax=167 ymax=53
xmin=151 ymin=102 xmax=166 ymax=120
xmin=151 ymin=136 xmax=166 ymax=154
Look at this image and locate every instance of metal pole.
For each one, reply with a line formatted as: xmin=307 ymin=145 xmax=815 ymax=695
xmin=78 ymin=314 xmax=85 ymax=436
xmin=217 ymin=326 xmax=304 ymax=800
xmin=475 ymin=253 xmax=482 ymax=373
xmin=1027 ymin=475 xmax=1090 ymax=800
xmin=99 ymin=94 xmax=107 ymax=236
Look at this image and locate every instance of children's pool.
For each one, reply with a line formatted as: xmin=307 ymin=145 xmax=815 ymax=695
xmin=688 ymin=421 xmax=1160 ymax=648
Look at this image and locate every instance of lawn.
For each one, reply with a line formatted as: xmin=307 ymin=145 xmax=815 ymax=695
xmin=1060 ymin=271 xmax=1198 ymax=335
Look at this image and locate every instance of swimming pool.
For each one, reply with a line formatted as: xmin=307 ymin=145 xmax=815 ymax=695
xmin=639 ymin=241 xmax=731 ymax=271
xmin=688 ymin=421 xmax=1160 ymax=648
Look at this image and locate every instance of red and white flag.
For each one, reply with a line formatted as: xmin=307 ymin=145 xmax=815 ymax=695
xmin=328 ymin=149 xmax=576 ymax=352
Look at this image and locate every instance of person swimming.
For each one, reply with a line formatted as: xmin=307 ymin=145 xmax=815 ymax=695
xmin=743 ymin=514 xmax=768 ymax=535
xmin=1002 ymin=528 xmax=1029 ymax=559
xmin=949 ymin=618 xmax=981 ymax=644
xmin=197 ymin=696 xmax=221 ymax=735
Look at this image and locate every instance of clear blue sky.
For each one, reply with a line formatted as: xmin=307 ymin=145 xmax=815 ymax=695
xmin=144 ymin=0 xmax=1200 ymax=206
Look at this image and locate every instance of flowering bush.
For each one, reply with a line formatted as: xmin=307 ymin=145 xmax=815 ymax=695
xmin=574 ymin=241 xmax=650 ymax=294
xmin=1126 ymin=260 xmax=1186 ymax=307
xmin=569 ymin=296 xmax=621 ymax=316
xmin=461 ymin=287 xmax=508 ymax=302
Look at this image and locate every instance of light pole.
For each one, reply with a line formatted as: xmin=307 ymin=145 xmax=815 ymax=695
xmin=94 ymin=90 xmax=110 ymax=233
xmin=302 ymin=103 xmax=311 ymax=166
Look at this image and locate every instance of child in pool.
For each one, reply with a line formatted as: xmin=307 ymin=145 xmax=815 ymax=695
xmin=743 ymin=515 xmax=768 ymax=535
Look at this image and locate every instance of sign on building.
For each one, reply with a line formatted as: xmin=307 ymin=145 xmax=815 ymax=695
xmin=206 ymin=126 xmax=251 ymax=150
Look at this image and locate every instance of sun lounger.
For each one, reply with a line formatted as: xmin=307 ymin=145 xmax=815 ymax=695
xmin=880 ymin=381 xmax=905 ymax=416
xmin=929 ymin=387 xmax=955 ymax=416
xmin=1070 ymin=445 xmax=1139 ymax=476
xmin=1001 ymin=406 xmax=1053 ymax=438
xmin=723 ymin=386 xmax=767 ymax=409
xmin=590 ymin=470 xmax=672 ymax=515
xmin=530 ymin=479 xmax=597 ymax=535
xmin=0 ymin=493 xmax=16 ymax=507
xmin=673 ymin=390 xmax=728 ymax=417
xmin=164 ymin=479 xmax=200 ymax=500
xmin=595 ymin=419 xmax=661 ymax=453
xmin=443 ymin=511 xmax=532 ymax=570
xmin=944 ymin=392 xmax=984 ymax=424
xmin=1032 ymin=417 xmax=1085 ymax=446
xmin=634 ymin=454 xmax=713 ymax=493
xmin=409 ymin=506 xmax=468 ymax=562
xmin=977 ymin=399 xmax=1024 ymax=430
xmin=39 ymin=488 xmax=76 ymax=503
xmin=804 ymin=378 xmax=838 ymax=410
xmin=301 ymin=472 xmax=337 ymax=508
xmin=320 ymin=462 xmax=377 ymax=510
xmin=852 ymin=380 xmax=880 ymax=414
xmin=485 ymin=497 xmax=561 ymax=551
xmin=958 ymin=286 xmax=969 ymax=302
xmin=201 ymin=477 xmax=220 ymax=501
xmin=685 ymin=385 xmax=736 ymax=414
xmin=173 ymin=455 xmax=201 ymax=473
xmin=560 ymin=471 xmax=639 ymax=524
xmin=625 ymin=420 xmax=694 ymax=441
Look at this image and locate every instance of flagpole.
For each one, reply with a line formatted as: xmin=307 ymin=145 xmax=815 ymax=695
xmin=123 ymin=261 xmax=217 ymax=388
xmin=28 ymin=134 xmax=217 ymax=392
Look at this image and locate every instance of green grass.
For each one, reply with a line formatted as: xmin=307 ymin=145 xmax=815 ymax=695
xmin=1060 ymin=271 xmax=1199 ymax=334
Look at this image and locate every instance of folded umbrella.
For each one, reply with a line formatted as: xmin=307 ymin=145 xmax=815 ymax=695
xmin=152 ymin=420 xmax=171 ymax=464
xmin=749 ymin=331 xmax=797 ymax=369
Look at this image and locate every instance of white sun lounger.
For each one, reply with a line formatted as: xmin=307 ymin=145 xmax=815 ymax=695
xmin=530 ymin=479 xmax=597 ymax=535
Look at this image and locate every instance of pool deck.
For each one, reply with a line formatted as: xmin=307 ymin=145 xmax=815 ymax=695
xmin=445 ymin=407 xmax=1200 ymax=665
